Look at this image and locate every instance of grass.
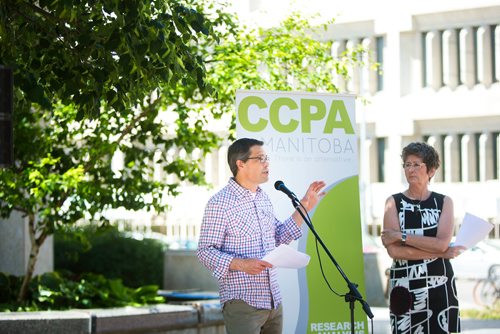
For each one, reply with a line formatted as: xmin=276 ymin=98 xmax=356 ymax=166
xmin=461 ymin=302 xmax=500 ymax=319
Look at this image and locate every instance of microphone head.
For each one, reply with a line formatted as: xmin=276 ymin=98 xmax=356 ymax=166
xmin=274 ymin=180 xmax=284 ymax=190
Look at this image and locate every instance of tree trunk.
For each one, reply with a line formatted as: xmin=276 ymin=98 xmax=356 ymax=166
xmin=16 ymin=214 xmax=46 ymax=303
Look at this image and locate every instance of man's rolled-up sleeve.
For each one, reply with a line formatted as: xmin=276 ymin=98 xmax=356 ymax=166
xmin=197 ymin=200 xmax=233 ymax=280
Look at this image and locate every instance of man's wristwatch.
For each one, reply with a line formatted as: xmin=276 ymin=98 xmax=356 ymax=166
xmin=401 ymin=231 xmax=407 ymax=246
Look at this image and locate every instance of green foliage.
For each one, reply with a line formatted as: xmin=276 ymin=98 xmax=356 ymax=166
xmin=0 ymin=272 xmax=19 ymax=305
xmin=461 ymin=301 xmax=500 ymax=319
xmin=0 ymin=0 xmax=366 ymax=302
xmin=0 ymin=224 xmax=167 ymax=311
xmin=0 ymin=0 xmax=221 ymax=118
xmin=0 ymin=0 xmax=234 ymax=230
xmin=0 ymin=271 xmax=163 ymax=311
xmin=0 ymin=0 xmax=234 ymax=300
xmin=55 ymin=225 xmax=165 ymax=288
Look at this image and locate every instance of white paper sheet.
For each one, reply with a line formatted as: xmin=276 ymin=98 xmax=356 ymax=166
xmin=454 ymin=212 xmax=494 ymax=248
xmin=262 ymin=244 xmax=310 ymax=269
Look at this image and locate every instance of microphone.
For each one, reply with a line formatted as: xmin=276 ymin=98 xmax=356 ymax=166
xmin=274 ymin=180 xmax=298 ymax=200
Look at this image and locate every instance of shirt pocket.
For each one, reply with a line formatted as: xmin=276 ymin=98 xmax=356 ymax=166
xmin=257 ymin=209 xmax=275 ymax=234
xmin=227 ymin=212 xmax=259 ymax=238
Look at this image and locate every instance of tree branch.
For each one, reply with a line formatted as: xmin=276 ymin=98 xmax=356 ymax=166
xmin=6 ymin=0 xmax=81 ymax=48
xmin=18 ymin=0 xmax=81 ymax=31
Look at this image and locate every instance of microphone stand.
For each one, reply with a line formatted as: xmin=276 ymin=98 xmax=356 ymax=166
xmin=290 ymin=196 xmax=374 ymax=334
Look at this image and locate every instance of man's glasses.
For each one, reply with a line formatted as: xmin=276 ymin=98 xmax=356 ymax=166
xmin=403 ymin=162 xmax=425 ymax=170
xmin=246 ymin=155 xmax=270 ymax=164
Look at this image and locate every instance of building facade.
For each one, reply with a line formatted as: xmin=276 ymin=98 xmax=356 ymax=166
xmin=220 ymin=0 xmax=500 ymax=237
xmin=110 ymin=1 xmax=500 ymax=244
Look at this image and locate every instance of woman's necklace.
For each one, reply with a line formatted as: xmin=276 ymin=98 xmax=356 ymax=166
xmin=405 ymin=189 xmax=429 ymax=214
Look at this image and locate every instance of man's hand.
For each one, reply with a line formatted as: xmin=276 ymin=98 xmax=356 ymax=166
xmin=300 ymin=181 xmax=326 ymax=211
xmin=230 ymin=258 xmax=273 ymax=275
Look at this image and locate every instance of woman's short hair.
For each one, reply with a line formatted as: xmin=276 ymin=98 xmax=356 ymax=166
xmin=227 ymin=138 xmax=264 ymax=176
xmin=401 ymin=142 xmax=440 ymax=170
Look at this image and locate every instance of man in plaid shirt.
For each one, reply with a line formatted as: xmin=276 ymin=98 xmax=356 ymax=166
xmin=197 ymin=138 xmax=325 ymax=334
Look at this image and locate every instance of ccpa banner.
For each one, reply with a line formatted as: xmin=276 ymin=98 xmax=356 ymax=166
xmin=236 ymin=90 xmax=368 ymax=334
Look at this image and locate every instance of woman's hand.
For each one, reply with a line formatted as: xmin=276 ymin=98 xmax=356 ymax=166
xmin=442 ymin=245 xmax=467 ymax=259
xmin=381 ymin=229 xmax=402 ymax=247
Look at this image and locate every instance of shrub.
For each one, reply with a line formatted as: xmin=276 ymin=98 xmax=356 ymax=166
xmin=0 ymin=271 xmax=164 ymax=311
xmin=0 ymin=225 xmax=168 ymax=311
xmin=55 ymin=225 xmax=166 ymax=288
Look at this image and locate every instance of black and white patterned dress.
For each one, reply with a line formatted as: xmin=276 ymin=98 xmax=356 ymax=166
xmin=389 ymin=192 xmax=461 ymax=334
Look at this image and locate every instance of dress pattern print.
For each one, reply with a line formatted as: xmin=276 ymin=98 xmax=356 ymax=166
xmin=389 ymin=192 xmax=461 ymax=334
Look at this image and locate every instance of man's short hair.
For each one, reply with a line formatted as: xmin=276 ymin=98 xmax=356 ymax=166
xmin=227 ymin=138 xmax=264 ymax=176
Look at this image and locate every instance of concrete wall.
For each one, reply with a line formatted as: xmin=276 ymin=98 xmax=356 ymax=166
xmin=0 ymin=211 xmax=53 ymax=276
xmin=164 ymin=250 xmax=219 ymax=291
xmin=0 ymin=302 xmax=225 ymax=334
xmin=163 ymin=249 xmax=389 ymax=307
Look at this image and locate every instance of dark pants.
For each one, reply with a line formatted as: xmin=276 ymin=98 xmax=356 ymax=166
xmin=222 ymin=299 xmax=283 ymax=334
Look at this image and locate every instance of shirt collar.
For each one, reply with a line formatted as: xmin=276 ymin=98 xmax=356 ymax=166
xmin=228 ymin=177 xmax=262 ymax=198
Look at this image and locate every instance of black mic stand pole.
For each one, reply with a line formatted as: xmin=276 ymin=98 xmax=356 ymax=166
xmin=289 ymin=196 xmax=374 ymax=334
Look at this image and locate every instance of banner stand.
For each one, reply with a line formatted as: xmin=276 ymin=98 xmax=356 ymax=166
xmin=236 ymin=89 xmax=367 ymax=333
xmin=285 ymin=194 xmax=374 ymax=334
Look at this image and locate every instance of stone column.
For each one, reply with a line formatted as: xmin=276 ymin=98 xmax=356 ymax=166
xmin=424 ymin=31 xmax=443 ymax=90
xmin=442 ymin=29 xmax=459 ymax=89
xmin=426 ymin=135 xmax=443 ymax=182
xmin=443 ymin=135 xmax=454 ymax=183
xmin=459 ymin=27 xmax=476 ymax=88
xmin=346 ymin=38 xmax=360 ymax=94
xmin=479 ymin=132 xmax=491 ymax=181
xmin=460 ymin=134 xmax=478 ymax=182
xmin=332 ymin=40 xmax=347 ymax=92
xmin=361 ymin=37 xmax=378 ymax=96
xmin=477 ymin=25 xmax=493 ymax=87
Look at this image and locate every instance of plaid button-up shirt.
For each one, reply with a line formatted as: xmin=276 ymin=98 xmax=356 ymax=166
xmin=197 ymin=178 xmax=302 ymax=309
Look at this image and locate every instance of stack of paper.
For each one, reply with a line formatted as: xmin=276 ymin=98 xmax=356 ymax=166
xmin=262 ymin=244 xmax=310 ymax=269
xmin=454 ymin=212 xmax=494 ymax=248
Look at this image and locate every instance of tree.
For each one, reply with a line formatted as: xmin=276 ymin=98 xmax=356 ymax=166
xmin=0 ymin=0 xmax=366 ymax=304
xmin=0 ymin=0 xmax=236 ymax=302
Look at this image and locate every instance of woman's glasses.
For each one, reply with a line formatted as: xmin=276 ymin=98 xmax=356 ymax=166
xmin=402 ymin=162 xmax=425 ymax=170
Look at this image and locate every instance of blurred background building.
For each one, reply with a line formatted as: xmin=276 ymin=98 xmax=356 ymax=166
xmin=111 ymin=0 xmax=500 ymax=247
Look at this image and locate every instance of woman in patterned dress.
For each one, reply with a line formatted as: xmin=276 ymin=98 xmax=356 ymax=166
xmin=381 ymin=142 xmax=466 ymax=334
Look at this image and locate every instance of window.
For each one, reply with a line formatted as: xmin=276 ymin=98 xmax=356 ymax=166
xmin=440 ymin=134 xmax=447 ymax=182
xmin=376 ymin=137 xmax=385 ymax=182
xmin=491 ymin=25 xmax=499 ymax=83
xmin=474 ymin=133 xmax=481 ymax=181
xmin=422 ymin=25 xmax=500 ymax=89
xmin=473 ymin=26 xmax=479 ymax=85
xmin=421 ymin=32 xmax=428 ymax=87
xmin=493 ymin=132 xmax=499 ymax=180
xmin=376 ymin=36 xmax=384 ymax=91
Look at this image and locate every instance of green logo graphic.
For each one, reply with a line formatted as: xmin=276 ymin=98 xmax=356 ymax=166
xmin=238 ymin=96 xmax=354 ymax=134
